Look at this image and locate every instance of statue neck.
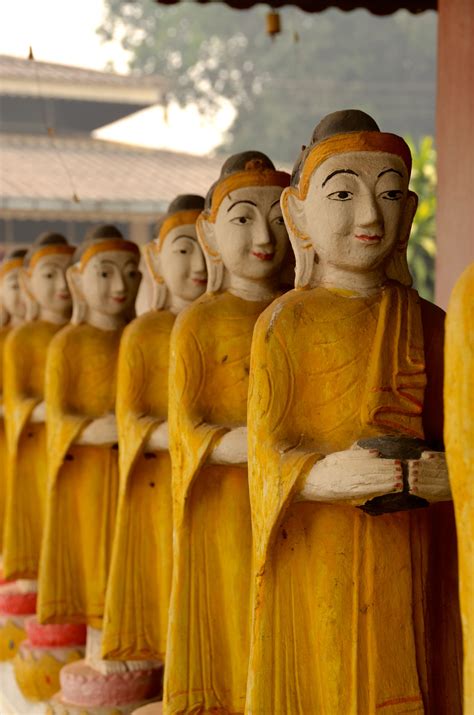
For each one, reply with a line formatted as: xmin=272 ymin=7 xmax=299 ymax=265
xmin=316 ymin=264 xmax=386 ymax=297
xmin=169 ymin=294 xmax=192 ymax=316
xmin=226 ymin=273 xmax=280 ymax=302
xmin=85 ymin=309 xmax=126 ymax=332
xmin=10 ymin=314 xmax=23 ymax=328
xmin=38 ymin=307 xmax=70 ymax=325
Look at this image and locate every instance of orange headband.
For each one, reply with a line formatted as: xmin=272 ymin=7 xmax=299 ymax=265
xmin=207 ymin=169 xmax=290 ymax=222
xmin=28 ymin=244 xmax=75 ymax=271
xmin=0 ymin=257 xmax=24 ymax=278
xmin=79 ymin=239 xmax=140 ymax=271
xmin=157 ymin=209 xmax=202 ymax=249
xmin=297 ymin=132 xmax=412 ymax=199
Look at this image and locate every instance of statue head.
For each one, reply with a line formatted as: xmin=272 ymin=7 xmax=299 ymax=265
xmin=68 ymin=224 xmax=141 ymax=327
xmin=145 ymin=194 xmax=207 ymax=310
xmin=0 ymin=248 xmax=28 ymax=326
xmin=282 ymin=109 xmax=418 ymax=289
xmin=198 ymin=151 xmax=291 ymax=293
xmin=22 ymin=233 xmax=75 ymax=322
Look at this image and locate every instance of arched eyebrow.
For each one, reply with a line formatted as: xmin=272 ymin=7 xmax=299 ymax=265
xmin=39 ymin=261 xmax=64 ymax=270
xmin=322 ymin=169 xmax=358 ymax=188
xmin=377 ymin=168 xmax=403 ymax=179
xmin=226 ymin=200 xmax=257 ymax=212
xmin=270 ymin=199 xmax=281 ymax=208
xmin=172 ymin=234 xmax=197 ymax=243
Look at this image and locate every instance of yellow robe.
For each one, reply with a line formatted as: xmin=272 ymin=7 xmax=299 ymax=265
xmin=445 ymin=263 xmax=474 ymax=713
xmin=164 ymin=291 xmax=273 ymax=715
xmin=37 ymin=324 xmax=122 ymax=629
xmin=0 ymin=326 xmax=10 ymax=556
xmin=102 ymin=310 xmax=175 ymax=661
xmin=246 ymin=284 xmax=462 ymax=715
xmin=2 ymin=320 xmax=63 ymax=580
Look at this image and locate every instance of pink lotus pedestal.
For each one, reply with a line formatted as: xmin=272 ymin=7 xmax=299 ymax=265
xmin=13 ymin=617 xmax=86 ymax=701
xmin=0 ymin=583 xmax=36 ymax=660
xmin=47 ymin=658 xmax=163 ymax=715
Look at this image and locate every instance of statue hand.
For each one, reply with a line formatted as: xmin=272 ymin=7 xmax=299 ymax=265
xmin=30 ymin=401 xmax=46 ymax=423
xmin=407 ymin=451 xmax=451 ymax=502
xmin=146 ymin=421 xmax=169 ymax=451
xmin=209 ymin=426 xmax=248 ymax=465
xmin=77 ymin=414 xmax=118 ymax=447
xmin=299 ymin=447 xmax=403 ymax=505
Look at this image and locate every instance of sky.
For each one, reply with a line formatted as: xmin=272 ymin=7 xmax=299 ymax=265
xmin=0 ymin=0 xmax=233 ymax=154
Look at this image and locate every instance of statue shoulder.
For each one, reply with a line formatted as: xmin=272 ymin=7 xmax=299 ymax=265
xmin=123 ymin=309 xmax=175 ymax=344
xmin=254 ymin=289 xmax=316 ymax=343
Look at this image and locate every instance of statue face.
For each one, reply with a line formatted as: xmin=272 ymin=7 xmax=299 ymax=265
xmin=80 ymin=249 xmax=140 ymax=316
xmin=301 ymin=151 xmax=410 ymax=274
xmin=213 ymin=186 xmax=288 ymax=280
xmin=2 ymin=268 xmax=25 ymax=320
xmin=159 ymin=223 xmax=207 ymax=301
xmin=30 ymin=253 xmax=72 ymax=317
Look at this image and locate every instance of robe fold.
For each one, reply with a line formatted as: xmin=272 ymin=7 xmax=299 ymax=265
xmin=445 ymin=263 xmax=474 ymax=713
xmin=37 ymin=324 xmax=122 ymax=629
xmin=0 ymin=326 xmax=10 ymax=555
xmin=102 ymin=310 xmax=175 ymax=660
xmin=246 ymin=284 xmax=462 ymax=715
xmin=2 ymin=320 xmax=63 ymax=579
xmin=164 ymin=291 xmax=273 ymax=715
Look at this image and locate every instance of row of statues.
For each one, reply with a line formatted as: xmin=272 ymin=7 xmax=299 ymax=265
xmin=0 ymin=109 xmax=471 ymax=714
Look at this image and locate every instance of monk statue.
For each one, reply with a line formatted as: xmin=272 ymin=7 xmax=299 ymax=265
xmin=37 ymin=225 xmax=165 ymax=712
xmin=2 ymin=234 xmax=74 ymax=586
xmin=0 ymin=248 xmax=27 ymax=567
xmin=102 ymin=195 xmax=207 ymax=667
xmin=445 ymin=262 xmax=474 ymax=713
xmin=246 ymin=110 xmax=462 ymax=714
xmin=162 ymin=152 xmax=290 ymax=715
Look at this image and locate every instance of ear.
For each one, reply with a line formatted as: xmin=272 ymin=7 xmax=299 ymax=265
xmin=66 ymin=264 xmax=87 ymax=325
xmin=281 ymin=187 xmax=315 ymax=289
xmin=19 ymin=267 xmax=38 ymax=321
xmin=143 ymin=242 xmax=168 ymax=310
xmin=196 ymin=215 xmax=224 ymax=293
xmin=400 ymin=190 xmax=419 ymax=246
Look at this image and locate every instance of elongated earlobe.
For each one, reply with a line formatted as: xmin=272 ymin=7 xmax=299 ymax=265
xmin=281 ymin=188 xmax=316 ymax=289
xmin=144 ymin=243 xmax=168 ymax=310
xmin=67 ymin=264 xmax=87 ymax=325
xmin=19 ymin=268 xmax=39 ymax=321
xmin=196 ymin=216 xmax=224 ymax=294
xmin=386 ymin=190 xmax=418 ymax=287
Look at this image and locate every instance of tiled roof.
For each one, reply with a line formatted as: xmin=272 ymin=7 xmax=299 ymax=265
xmin=0 ymin=54 xmax=165 ymax=90
xmin=0 ymin=134 xmax=223 ymax=220
xmin=155 ymin=0 xmax=435 ymax=11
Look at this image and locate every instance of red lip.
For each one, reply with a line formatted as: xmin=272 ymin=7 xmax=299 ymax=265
xmin=192 ymin=278 xmax=207 ymax=285
xmin=355 ymin=234 xmax=383 ymax=243
xmin=57 ymin=292 xmax=70 ymax=300
xmin=252 ymin=251 xmax=275 ymax=261
xmin=112 ymin=296 xmax=127 ymax=303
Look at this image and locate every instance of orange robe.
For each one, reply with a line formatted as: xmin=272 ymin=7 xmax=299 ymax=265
xmin=246 ymin=284 xmax=462 ymax=714
xmin=38 ymin=324 xmax=122 ymax=628
xmin=0 ymin=326 xmax=10 ymax=555
xmin=164 ymin=291 xmax=273 ymax=715
xmin=2 ymin=320 xmax=63 ymax=579
xmin=445 ymin=263 xmax=474 ymax=712
xmin=102 ymin=310 xmax=175 ymax=660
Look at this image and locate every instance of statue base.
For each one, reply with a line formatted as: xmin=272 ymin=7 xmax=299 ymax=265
xmin=13 ymin=617 xmax=86 ymax=701
xmin=0 ymin=583 xmax=37 ymax=660
xmin=54 ymin=658 xmax=163 ymax=711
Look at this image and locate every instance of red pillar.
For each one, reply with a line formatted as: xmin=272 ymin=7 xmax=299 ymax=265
xmin=436 ymin=0 xmax=474 ymax=309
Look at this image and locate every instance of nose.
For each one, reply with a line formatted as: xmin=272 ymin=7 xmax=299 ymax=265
xmin=191 ymin=247 xmax=206 ymax=275
xmin=56 ymin=271 xmax=69 ymax=294
xmin=355 ymin=192 xmax=383 ymax=232
xmin=112 ymin=270 xmax=126 ymax=293
xmin=253 ymin=215 xmax=273 ymax=247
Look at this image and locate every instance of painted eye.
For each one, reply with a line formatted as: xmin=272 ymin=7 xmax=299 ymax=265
xmin=327 ymin=191 xmax=353 ymax=201
xmin=128 ymin=270 xmax=137 ymax=278
xmin=380 ymin=190 xmax=403 ymax=201
xmin=43 ymin=273 xmax=54 ymax=279
xmin=231 ymin=216 xmax=250 ymax=225
xmin=101 ymin=271 xmax=109 ymax=278
xmin=179 ymin=249 xmax=188 ymax=254
xmin=273 ymin=216 xmax=285 ymax=225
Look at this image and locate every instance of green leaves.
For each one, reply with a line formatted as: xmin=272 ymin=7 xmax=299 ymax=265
xmin=406 ymin=135 xmax=436 ymax=301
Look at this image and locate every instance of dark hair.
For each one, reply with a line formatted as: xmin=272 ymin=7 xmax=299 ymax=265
xmin=204 ymin=150 xmax=276 ymax=213
xmin=24 ymin=232 xmax=69 ymax=266
xmin=74 ymin=224 xmax=125 ymax=263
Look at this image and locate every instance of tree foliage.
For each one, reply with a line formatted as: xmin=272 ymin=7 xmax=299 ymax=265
xmin=99 ymin=2 xmax=437 ymax=297
xmin=99 ymin=2 xmax=436 ymax=162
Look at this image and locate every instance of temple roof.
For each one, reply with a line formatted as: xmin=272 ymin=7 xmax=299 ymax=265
xmin=0 ymin=133 xmax=223 ymax=222
xmin=153 ymin=0 xmax=436 ymax=14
